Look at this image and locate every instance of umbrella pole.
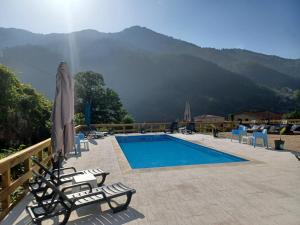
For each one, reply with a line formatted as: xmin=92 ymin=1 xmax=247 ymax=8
xmin=52 ymin=150 xmax=64 ymax=170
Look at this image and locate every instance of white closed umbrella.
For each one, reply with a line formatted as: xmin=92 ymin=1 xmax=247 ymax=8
xmin=51 ymin=62 xmax=74 ymax=162
xmin=183 ymin=101 xmax=191 ymax=122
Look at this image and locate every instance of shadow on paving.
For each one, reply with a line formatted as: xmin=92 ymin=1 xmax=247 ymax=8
xmin=11 ymin=206 xmax=144 ymax=225
xmin=2 ymin=192 xmax=144 ymax=225
xmin=68 ymin=207 xmax=144 ymax=225
xmin=88 ymin=139 xmax=98 ymax=145
xmin=16 ymin=207 xmax=144 ymax=225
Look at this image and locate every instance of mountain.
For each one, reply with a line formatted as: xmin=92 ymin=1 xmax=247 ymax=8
xmin=0 ymin=26 xmax=299 ymax=121
xmin=0 ymin=28 xmax=43 ymax=48
xmin=111 ymin=26 xmax=300 ymax=79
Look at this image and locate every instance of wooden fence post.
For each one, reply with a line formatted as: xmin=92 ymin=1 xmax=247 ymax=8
xmin=38 ymin=150 xmax=43 ymax=161
xmin=1 ymin=169 xmax=11 ymax=212
xmin=23 ymin=158 xmax=31 ymax=188
xmin=47 ymin=145 xmax=52 ymax=167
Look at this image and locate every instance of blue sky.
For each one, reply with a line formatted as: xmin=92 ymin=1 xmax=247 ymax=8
xmin=0 ymin=0 xmax=299 ymax=59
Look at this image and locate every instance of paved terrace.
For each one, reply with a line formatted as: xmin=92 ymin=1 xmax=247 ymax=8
xmin=2 ymin=133 xmax=300 ymax=225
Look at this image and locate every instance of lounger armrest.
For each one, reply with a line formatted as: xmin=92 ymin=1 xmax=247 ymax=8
xmin=59 ymin=171 xmax=84 ymax=179
xmin=53 ymin=167 xmax=77 ymax=173
xmin=62 ymin=182 xmax=92 ymax=193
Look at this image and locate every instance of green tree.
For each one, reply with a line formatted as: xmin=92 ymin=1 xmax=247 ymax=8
xmin=283 ymin=111 xmax=300 ymax=119
xmin=294 ymin=90 xmax=300 ymax=102
xmin=0 ymin=65 xmax=18 ymax=122
xmin=122 ymin=114 xmax=135 ymax=124
xmin=74 ymin=112 xmax=85 ymax=126
xmin=0 ymin=64 xmax=51 ymax=149
xmin=74 ymin=71 xmax=130 ymax=123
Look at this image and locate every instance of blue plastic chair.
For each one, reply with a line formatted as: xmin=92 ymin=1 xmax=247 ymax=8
xmin=74 ymin=135 xmax=81 ymax=155
xmin=253 ymin=129 xmax=268 ymax=148
xmin=78 ymin=132 xmax=85 ymax=140
xmin=231 ymin=125 xmax=247 ymax=143
xmin=77 ymin=132 xmax=89 ymax=151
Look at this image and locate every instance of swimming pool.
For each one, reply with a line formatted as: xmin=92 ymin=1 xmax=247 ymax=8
xmin=116 ymin=135 xmax=247 ymax=169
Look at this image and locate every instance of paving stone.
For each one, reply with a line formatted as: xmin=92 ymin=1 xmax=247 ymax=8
xmin=2 ymin=133 xmax=300 ymax=225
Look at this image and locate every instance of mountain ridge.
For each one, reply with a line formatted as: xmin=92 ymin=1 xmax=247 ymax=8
xmin=0 ymin=26 xmax=299 ymax=121
xmin=1 ymin=26 xmax=299 ymax=60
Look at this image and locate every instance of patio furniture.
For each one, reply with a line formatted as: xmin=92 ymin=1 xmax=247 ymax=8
xmin=179 ymin=122 xmax=196 ymax=134
xmin=291 ymin=124 xmax=300 ymax=134
xmin=253 ymin=129 xmax=268 ymax=148
xmin=77 ymin=132 xmax=89 ymax=150
xmin=72 ymin=173 xmax=97 ymax=193
xmin=279 ymin=124 xmax=294 ymax=135
xmin=241 ymin=135 xmax=253 ymax=145
xmin=164 ymin=122 xmax=178 ymax=133
xmin=88 ymin=130 xmax=108 ymax=139
xmin=178 ymin=127 xmax=186 ymax=133
xmin=231 ymin=125 xmax=247 ymax=143
xmin=95 ymin=131 xmax=108 ymax=137
xmin=29 ymin=157 xmax=109 ymax=201
xmin=74 ymin=135 xmax=81 ymax=154
xmin=268 ymin=125 xmax=280 ymax=134
xmin=247 ymin=124 xmax=261 ymax=133
xmin=27 ymin=171 xmax=136 ymax=225
xmin=185 ymin=122 xmax=196 ymax=134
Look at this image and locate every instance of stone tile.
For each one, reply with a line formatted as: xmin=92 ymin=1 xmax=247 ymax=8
xmin=2 ymin=134 xmax=300 ymax=225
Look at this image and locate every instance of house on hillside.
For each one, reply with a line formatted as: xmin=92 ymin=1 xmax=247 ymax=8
xmin=194 ymin=114 xmax=225 ymax=123
xmin=232 ymin=111 xmax=282 ymax=121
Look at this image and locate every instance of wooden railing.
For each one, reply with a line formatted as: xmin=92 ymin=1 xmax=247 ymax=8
xmin=241 ymin=119 xmax=300 ymax=125
xmin=76 ymin=121 xmax=237 ymax=134
xmin=0 ymin=125 xmax=83 ymax=221
xmin=0 ymin=119 xmax=299 ymax=220
xmin=0 ymin=138 xmax=52 ymax=220
xmin=76 ymin=119 xmax=300 ymax=134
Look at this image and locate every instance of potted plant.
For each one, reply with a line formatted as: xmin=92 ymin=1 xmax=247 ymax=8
xmin=274 ymin=127 xmax=286 ymax=150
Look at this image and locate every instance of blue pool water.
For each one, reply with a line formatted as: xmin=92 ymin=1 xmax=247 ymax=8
xmin=116 ymin=135 xmax=247 ymax=169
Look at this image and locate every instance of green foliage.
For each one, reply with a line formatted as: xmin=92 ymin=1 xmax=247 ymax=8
xmin=294 ymin=90 xmax=300 ymax=101
xmin=0 ymin=65 xmax=18 ymax=122
xmin=122 ymin=114 xmax=135 ymax=124
xmin=74 ymin=71 xmax=131 ymax=124
xmin=11 ymin=186 xmax=25 ymax=203
xmin=97 ymin=127 xmax=109 ymax=132
xmin=283 ymin=111 xmax=300 ymax=119
xmin=0 ymin=144 xmax=26 ymax=159
xmin=0 ymin=64 xmax=51 ymax=150
xmin=74 ymin=112 xmax=85 ymax=126
xmin=280 ymin=127 xmax=286 ymax=136
xmin=279 ymin=127 xmax=286 ymax=140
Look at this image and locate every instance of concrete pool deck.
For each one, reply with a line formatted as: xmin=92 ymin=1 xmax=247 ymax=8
xmin=2 ymin=133 xmax=300 ymax=225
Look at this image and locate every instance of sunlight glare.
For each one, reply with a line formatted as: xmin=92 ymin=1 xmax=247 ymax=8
xmin=49 ymin=0 xmax=81 ymax=73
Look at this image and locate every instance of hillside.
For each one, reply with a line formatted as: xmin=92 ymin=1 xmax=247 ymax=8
xmin=0 ymin=26 xmax=299 ymax=121
xmin=111 ymin=26 xmax=300 ymax=79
